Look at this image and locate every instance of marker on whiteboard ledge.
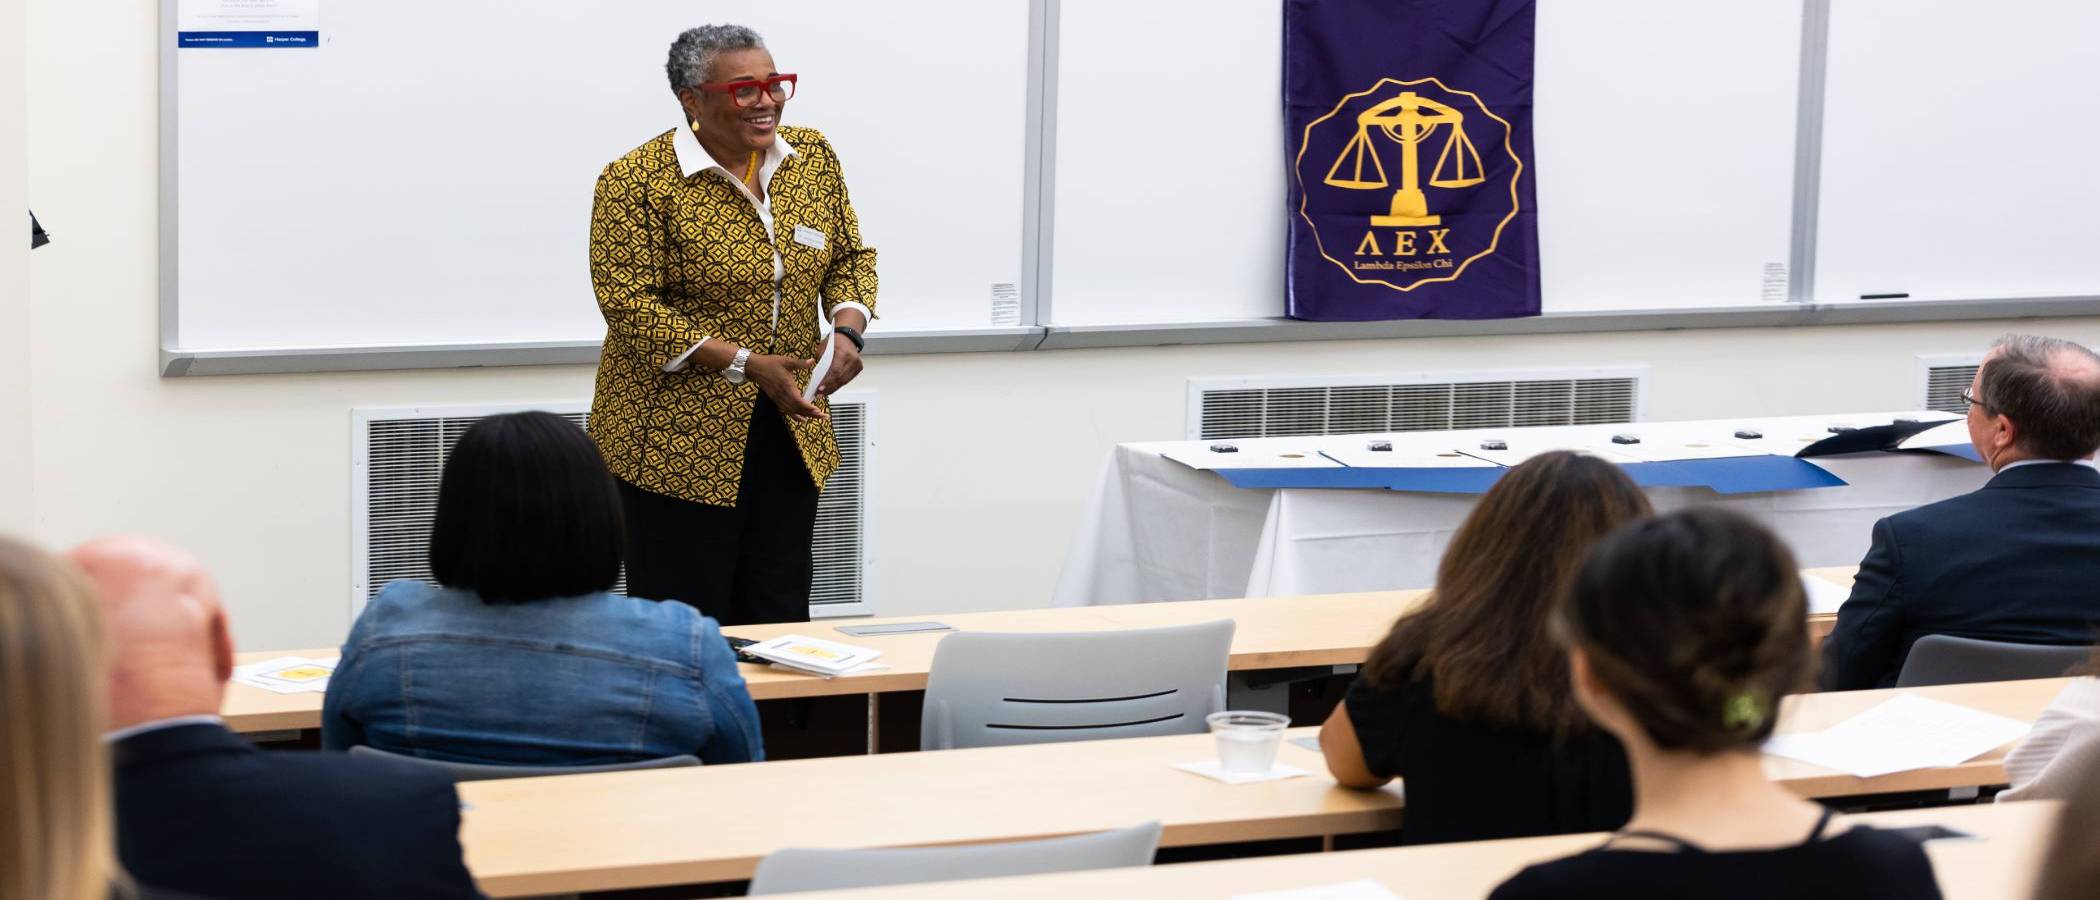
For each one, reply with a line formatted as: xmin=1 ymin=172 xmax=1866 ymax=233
xmin=1610 ymin=434 xmax=1642 ymax=445
xmin=1860 ymin=291 xmax=1911 ymax=300
xmin=1367 ymin=441 xmax=1392 ymax=451
xmin=1209 ymin=443 xmax=1239 ymax=453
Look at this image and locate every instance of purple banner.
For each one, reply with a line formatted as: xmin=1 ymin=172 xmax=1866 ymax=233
xmin=1285 ymin=0 xmax=1539 ymax=321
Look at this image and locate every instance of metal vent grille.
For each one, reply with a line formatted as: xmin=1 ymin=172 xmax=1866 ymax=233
xmin=1923 ymin=364 xmax=1979 ymax=415
xmin=1191 ymin=375 xmax=1641 ymax=440
xmin=810 ymin=402 xmax=866 ymax=607
xmin=353 ymin=399 xmax=873 ymax=617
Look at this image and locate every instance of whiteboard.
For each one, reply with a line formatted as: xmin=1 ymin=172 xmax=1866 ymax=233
xmin=1050 ymin=0 xmax=1286 ymax=326
xmin=1816 ymin=0 xmax=2100 ymax=303
xmin=1532 ymin=0 xmax=1801 ymax=312
xmin=1047 ymin=0 xmax=1805 ymax=325
xmin=168 ymin=0 xmax=1028 ymax=352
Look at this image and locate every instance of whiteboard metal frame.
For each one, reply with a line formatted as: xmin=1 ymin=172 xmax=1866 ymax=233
xmin=157 ymin=0 xmax=2100 ymax=377
xmin=1786 ymin=0 xmax=1831 ymax=303
xmin=1020 ymin=0 xmax=1059 ymax=329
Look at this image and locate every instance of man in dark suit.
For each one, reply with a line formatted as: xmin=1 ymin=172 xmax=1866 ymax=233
xmin=70 ymin=536 xmax=483 ymax=900
xmin=1821 ymin=334 xmax=2100 ymax=690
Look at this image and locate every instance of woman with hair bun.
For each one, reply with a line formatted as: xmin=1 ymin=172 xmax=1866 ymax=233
xmin=1490 ymin=508 xmax=1943 ymax=899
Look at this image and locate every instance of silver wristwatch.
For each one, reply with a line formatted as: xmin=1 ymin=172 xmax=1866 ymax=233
xmin=723 ymin=347 xmax=753 ymax=384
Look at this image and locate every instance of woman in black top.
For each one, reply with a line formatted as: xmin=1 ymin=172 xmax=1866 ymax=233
xmin=1320 ymin=451 xmax=1648 ymax=845
xmin=1491 ymin=509 xmax=1942 ymax=899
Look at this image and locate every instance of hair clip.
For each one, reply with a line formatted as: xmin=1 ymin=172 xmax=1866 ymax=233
xmin=1722 ymin=691 xmax=1768 ymax=731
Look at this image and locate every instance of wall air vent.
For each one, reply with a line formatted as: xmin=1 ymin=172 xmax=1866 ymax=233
xmin=351 ymin=395 xmax=875 ymax=620
xmin=1187 ymin=369 xmax=1647 ymax=440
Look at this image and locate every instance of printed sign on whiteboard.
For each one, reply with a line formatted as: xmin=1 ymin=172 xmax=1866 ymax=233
xmin=178 ymin=0 xmax=320 ymax=48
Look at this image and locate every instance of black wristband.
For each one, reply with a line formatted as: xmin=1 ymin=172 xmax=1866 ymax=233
xmin=834 ymin=324 xmax=865 ymax=352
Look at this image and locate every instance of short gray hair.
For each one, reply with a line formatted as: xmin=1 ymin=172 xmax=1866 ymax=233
xmin=665 ymin=24 xmax=766 ymax=92
xmin=1977 ymin=333 xmax=2100 ymax=459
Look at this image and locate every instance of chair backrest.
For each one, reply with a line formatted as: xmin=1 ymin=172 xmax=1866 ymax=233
xmin=347 ymin=745 xmax=700 ymax=781
xmin=746 ymin=821 xmax=1163 ymax=895
xmin=919 ymin=619 xmax=1234 ymax=750
xmin=1894 ymin=634 xmax=2091 ymax=687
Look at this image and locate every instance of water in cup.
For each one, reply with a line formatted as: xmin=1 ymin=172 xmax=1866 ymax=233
xmin=1207 ymin=710 xmax=1291 ymax=775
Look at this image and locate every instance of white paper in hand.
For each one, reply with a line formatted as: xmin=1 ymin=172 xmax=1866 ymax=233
xmin=802 ymin=334 xmax=837 ymax=404
xmin=1763 ymin=694 xmax=2030 ymax=778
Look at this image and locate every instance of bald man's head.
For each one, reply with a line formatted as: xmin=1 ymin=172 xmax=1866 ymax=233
xmin=66 ymin=536 xmax=234 ymax=730
xmin=1970 ymin=335 xmax=2100 ymax=464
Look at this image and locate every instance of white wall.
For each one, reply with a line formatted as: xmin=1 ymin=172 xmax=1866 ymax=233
xmin=25 ymin=0 xmax=2100 ymax=651
xmin=0 ymin=0 xmax=27 ymax=532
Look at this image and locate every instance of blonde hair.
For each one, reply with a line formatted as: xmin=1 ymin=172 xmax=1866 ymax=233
xmin=0 ymin=536 xmax=120 ymax=900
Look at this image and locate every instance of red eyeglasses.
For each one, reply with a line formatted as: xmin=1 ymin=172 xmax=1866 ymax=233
xmin=696 ymin=74 xmax=798 ymax=108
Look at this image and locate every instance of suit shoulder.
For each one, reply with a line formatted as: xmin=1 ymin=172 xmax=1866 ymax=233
xmin=782 ymin=126 xmax=837 ymax=159
xmin=1884 ymin=487 xmax=1996 ymax=531
xmin=601 ymin=130 xmax=680 ymax=179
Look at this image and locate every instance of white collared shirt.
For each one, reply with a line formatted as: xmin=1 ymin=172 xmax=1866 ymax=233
xmin=663 ymin=123 xmax=870 ymax=373
xmin=104 ymin=713 xmax=225 ymax=744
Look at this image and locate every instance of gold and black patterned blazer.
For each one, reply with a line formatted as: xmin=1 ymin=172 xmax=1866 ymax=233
xmin=587 ymin=125 xmax=878 ymax=507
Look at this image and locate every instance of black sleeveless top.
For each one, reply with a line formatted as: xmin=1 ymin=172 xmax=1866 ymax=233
xmin=1489 ymin=808 xmax=1944 ymax=899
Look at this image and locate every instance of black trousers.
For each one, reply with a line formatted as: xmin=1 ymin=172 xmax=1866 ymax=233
xmin=617 ymin=395 xmax=819 ymax=626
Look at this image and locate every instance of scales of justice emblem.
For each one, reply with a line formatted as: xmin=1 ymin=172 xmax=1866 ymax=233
xmin=1295 ymin=77 xmax=1524 ymax=293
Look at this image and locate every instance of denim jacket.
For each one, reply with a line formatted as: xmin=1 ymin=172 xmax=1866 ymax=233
xmin=322 ymin=581 xmax=763 ymax=765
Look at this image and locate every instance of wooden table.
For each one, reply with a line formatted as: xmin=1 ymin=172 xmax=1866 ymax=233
xmin=225 ymin=568 xmax=1866 ymax=734
xmin=223 ymin=590 xmax=1426 ymax=733
xmin=774 ymin=799 xmax=2059 ymax=900
xmin=454 ymin=678 xmax=2064 ymax=897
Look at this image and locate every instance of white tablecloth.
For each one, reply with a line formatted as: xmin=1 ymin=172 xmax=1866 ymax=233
xmin=1053 ymin=413 xmax=1991 ymax=605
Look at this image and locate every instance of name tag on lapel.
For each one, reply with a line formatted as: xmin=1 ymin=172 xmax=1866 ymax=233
xmin=792 ymin=225 xmax=827 ymax=251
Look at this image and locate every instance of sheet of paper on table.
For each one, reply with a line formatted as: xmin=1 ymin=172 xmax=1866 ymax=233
xmin=1800 ymin=573 xmax=1852 ymax=616
xmin=1762 ymin=694 xmax=2030 ymax=778
xmin=1160 ymin=444 xmax=1345 ymax=471
xmin=1319 ymin=445 xmax=1497 ymax=470
xmin=1593 ymin=438 xmax=1774 ymax=463
xmin=233 ymin=656 xmax=336 ymax=694
xmin=1897 ymin=420 xmax=1972 ymax=451
xmin=1459 ymin=438 xmax=1643 ymax=467
xmin=1231 ymin=879 xmax=1404 ymax=900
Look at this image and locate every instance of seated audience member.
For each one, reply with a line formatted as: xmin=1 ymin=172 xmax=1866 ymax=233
xmin=2000 ymin=649 xmax=2100 ymax=802
xmin=1492 ymin=509 xmax=1942 ymax=900
xmin=1320 ymin=451 xmax=1648 ymax=844
xmin=323 ymin=411 xmax=762 ymax=766
xmin=2030 ymin=755 xmax=2100 ymax=900
xmin=70 ymin=536 xmax=481 ymax=900
xmin=0 ymin=536 xmax=179 ymax=900
xmin=1823 ymin=333 xmax=2100 ymax=690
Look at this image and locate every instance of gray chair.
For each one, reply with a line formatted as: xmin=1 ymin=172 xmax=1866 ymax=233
xmin=347 ymin=745 xmax=699 ymax=781
xmin=746 ymin=821 xmax=1163 ymax=895
xmin=1894 ymin=634 xmax=2091 ymax=687
xmin=920 ymin=619 xmax=1234 ymax=750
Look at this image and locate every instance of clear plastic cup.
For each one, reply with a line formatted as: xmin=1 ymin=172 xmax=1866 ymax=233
xmin=1206 ymin=710 xmax=1291 ymax=774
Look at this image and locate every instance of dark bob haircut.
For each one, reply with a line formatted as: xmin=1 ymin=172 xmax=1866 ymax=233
xmin=428 ymin=411 xmax=625 ymax=604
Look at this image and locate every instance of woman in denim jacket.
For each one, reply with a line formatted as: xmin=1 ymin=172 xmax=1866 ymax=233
xmin=322 ymin=412 xmax=763 ymax=766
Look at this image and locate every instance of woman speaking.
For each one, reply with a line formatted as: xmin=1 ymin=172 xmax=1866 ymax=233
xmin=588 ymin=24 xmax=876 ymax=626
